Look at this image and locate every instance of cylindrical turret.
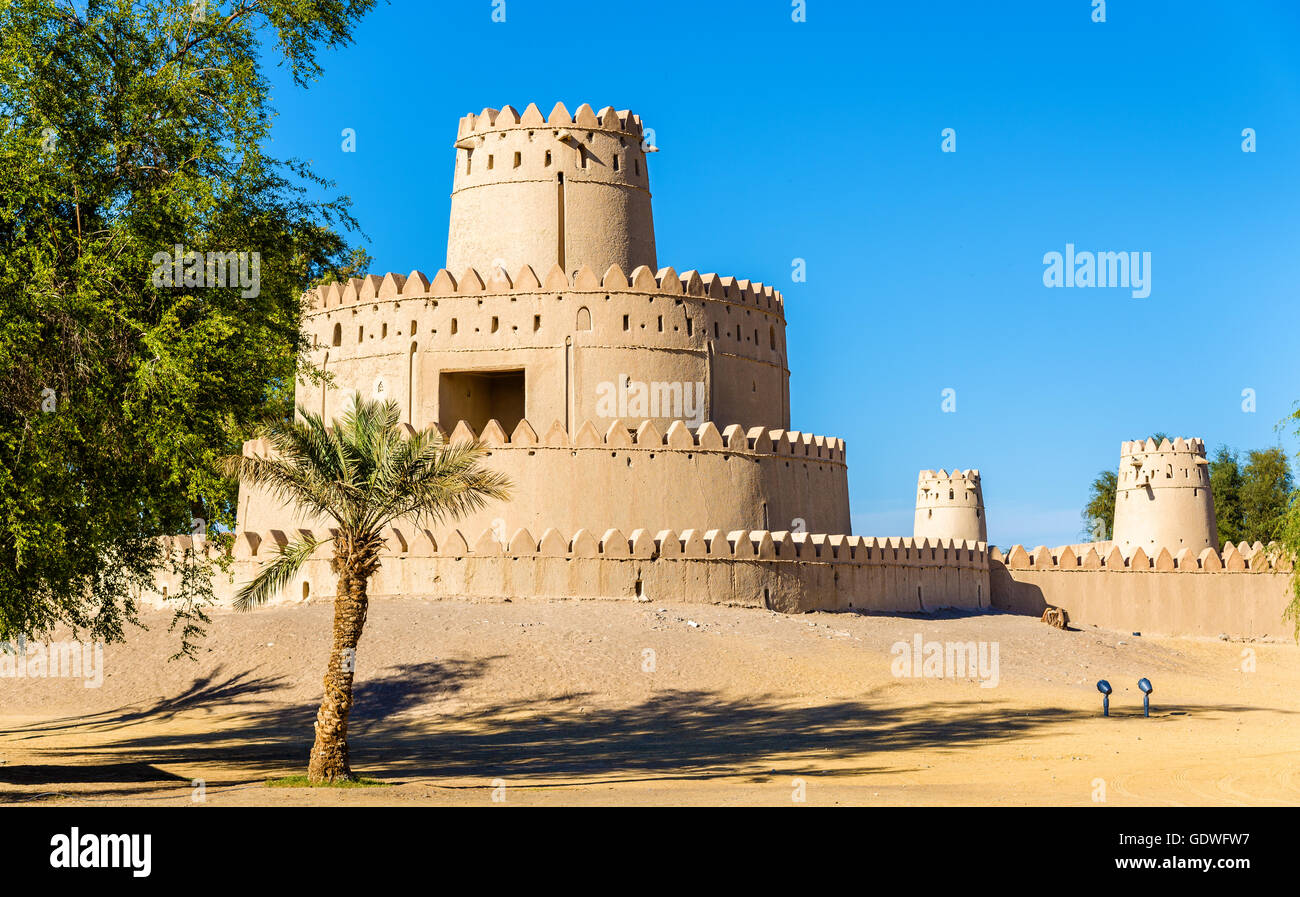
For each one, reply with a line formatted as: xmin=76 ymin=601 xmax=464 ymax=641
xmin=1112 ymin=437 xmax=1217 ymax=554
xmin=914 ymin=469 xmax=987 ymax=544
xmin=446 ymin=102 xmax=657 ymax=277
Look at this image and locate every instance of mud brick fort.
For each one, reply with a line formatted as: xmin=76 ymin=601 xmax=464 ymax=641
xmin=155 ymin=103 xmax=1294 ymax=639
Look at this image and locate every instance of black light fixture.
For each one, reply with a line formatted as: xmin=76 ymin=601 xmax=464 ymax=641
xmin=1097 ymin=679 xmax=1112 ymax=717
xmin=1138 ymin=678 xmax=1153 ymax=718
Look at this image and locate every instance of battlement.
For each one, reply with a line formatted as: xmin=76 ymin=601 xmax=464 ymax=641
xmin=304 ymin=265 xmax=785 ymax=315
xmin=206 ymin=526 xmax=985 ymax=567
xmin=456 ymin=103 xmax=644 ymax=140
xmin=243 ymin=417 xmax=846 ymax=463
xmin=991 ymin=540 xmax=1292 ymax=573
xmin=917 ymin=468 xmax=980 ymax=495
xmin=1120 ymin=436 xmax=1207 ymax=457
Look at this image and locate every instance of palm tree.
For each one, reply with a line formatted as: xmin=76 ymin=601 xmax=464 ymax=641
xmin=225 ymin=396 xmax=511 ymax=783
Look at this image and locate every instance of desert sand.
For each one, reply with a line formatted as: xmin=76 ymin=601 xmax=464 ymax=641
xmin=1 ymin=597 xmax=1296 ymax=806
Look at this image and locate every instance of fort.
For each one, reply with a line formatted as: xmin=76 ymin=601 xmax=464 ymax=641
xmin=154 ymin=103 xmax=1294 ymax=641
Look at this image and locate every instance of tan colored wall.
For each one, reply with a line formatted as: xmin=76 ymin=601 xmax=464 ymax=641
xmin=447 ymin=103 xmax=656 ymax=277
xmin=306 ymin=265 xmax=790 ymax=434
xmin=914 ymin=469 xmax=986 ymax=544
xmin=152 ymin=531 xmax=991 ymax=615
xmin=1112 ymin=437 xmax=1217 ymax=554
xmin=989 ymin=542 xmax=1295 ymax=639
xmin=237 ymin=417 xmax=852 ymax=542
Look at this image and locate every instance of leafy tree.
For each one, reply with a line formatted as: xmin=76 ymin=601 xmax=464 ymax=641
xmin=0 ymin=0 xmax=375 ymax=649
xmin=1080 ymin=470 xmax=1117 ymax=541
xmin=1281 ymin=407 xmax=1300 ymax=639
xmin=1240 ymin=447 xmax=1292 ymax=544
xmin=226 ymin=398 xmax=511 ymax=783
xmin=1209 ymin=446 xmax=1244 ymax=546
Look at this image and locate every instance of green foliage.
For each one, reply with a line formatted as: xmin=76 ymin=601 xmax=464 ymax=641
xmin=0 ymin=0 xmax=375 ymax=648
xmin=227 ymin=396 xmax=513 ymax=609
xmin=1080 ymin=469 xmax=1117 ymax=541
xmin=1209 ymin=446 xmax=1244 ymax=546
xmin=1239 ymin=448 xmax=1292 ymax=544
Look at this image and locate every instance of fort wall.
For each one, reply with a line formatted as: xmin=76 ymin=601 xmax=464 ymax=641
xmin=304 ymin=264 xmax=789 ymax=433
xmin=151 ymin=530 xmax=990 ymax=615
xmin=989 ymin=542 xmax=1293 ymax=639
xmin=236 ymin=416 xmax=852 ymax=539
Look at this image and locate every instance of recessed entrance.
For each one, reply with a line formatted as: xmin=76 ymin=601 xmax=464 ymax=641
xmin=438 ymin=369 xmax=526 ymax=435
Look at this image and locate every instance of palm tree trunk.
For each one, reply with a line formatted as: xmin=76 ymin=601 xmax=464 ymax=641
xmin=307 ymin=558 xmax=370 ymax=783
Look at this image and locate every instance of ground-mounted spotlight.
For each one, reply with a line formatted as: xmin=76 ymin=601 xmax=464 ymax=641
xmin=1097 ymin=679 xmax=1112 ymax=717
xmin=1138 ymin=678 xmax=1153 ymax=718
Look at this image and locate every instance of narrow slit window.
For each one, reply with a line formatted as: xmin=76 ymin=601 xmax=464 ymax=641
xmin=513 ymin=151 xmax=521 ymax=168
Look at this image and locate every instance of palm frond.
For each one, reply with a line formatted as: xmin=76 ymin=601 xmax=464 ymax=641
xmin=232 ymin=533 xmax=325 ymax=612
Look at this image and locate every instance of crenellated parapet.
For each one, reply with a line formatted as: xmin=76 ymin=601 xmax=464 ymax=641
xmin=244 ymin=417 xmax=844 ymax=463
xmin=992 ymin=540 xmax=1292 ymax=573
xmin=456 ymin=102 xmax=645 ymax=141
xmin=217 ymin=525 xmax=984 ymax=566
xmin=303 ymin=264 xmax=785 ymax=316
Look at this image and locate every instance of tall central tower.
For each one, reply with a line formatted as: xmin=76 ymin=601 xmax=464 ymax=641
xmin=446 ymin=103 xmax=657 ymax=277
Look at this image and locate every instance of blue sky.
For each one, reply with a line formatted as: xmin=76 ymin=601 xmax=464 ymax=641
xmin=264 ymin=0 xmax=1300 ymax=547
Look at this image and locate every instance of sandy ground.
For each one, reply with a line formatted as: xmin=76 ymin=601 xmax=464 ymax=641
xmin=1 ymin=597 xmax=1296 ymax=806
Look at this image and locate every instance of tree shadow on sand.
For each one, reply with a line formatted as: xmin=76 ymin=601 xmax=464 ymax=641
xmin=5 ymin=650 xmax=1292 ymax=795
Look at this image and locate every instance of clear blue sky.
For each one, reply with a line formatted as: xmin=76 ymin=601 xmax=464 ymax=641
xmin=265 ymin=0 xmax=1300 ymax=547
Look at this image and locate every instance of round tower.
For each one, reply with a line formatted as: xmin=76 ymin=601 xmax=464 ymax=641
xmin=446 ymin=102 xmax=657 ymax=277
xmin=1112 ymin=437 xmax=1217 ymax=554
xmin=914 ymin=469 xmax=987 ymax=544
